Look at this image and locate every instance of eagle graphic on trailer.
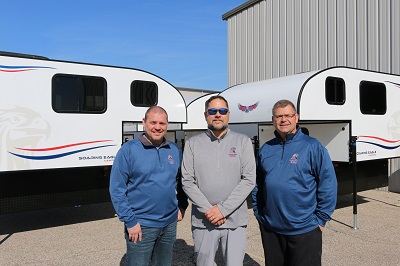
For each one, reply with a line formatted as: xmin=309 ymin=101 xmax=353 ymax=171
xmin=219 ymin=67 xmax=400 ymax=228
xmin=0 ymin=51 xmax=187 ymax=213
xmin=219 ymin=67 xmax=400 ymax=194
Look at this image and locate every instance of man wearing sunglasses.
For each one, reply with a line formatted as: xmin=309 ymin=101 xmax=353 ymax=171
xmin=252 ymin=99 xmax=337 ymax=266
xmin=182 ymin=95 xmax=256 ymax=266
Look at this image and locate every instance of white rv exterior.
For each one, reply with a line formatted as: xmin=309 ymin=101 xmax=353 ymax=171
xmin=219 ymin=67 xmax=400 ymax=224
xmin=183 ymin=93 xmax=217 ymax=131
xmin=220 ymin=67 xmax=400 ymax=163
xmin=0 ymin=52 xmax=187 ymax=213
xmin=0 ymin=53 xmax=186 ymax=172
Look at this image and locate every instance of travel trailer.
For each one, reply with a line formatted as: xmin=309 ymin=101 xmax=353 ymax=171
xmin=219 ymin=67 xmax=400 ymax=196
xmin=0 ymin=52 xmax=187 ymax=214
xmin=219 ymin=67 xmax=400 ymax=228
xmin=181 ymin=92 xmax=218 ymax=136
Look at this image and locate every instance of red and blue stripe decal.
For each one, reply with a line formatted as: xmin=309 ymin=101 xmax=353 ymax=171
xmin=386 ymin=81 xmax=400 ymax=88
xmin=357 ymin=136 xmax=400 ymax=150
xmin=0 ymin=65 xmax=55 ymax=72
xmin=9 ymin=140 xmax=116 ymax=160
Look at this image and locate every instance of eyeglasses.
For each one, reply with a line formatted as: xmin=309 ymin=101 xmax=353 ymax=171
xmin=207 ymin=108 xmax=229 ymax=115
xmin=273 ymin=113 xmax=296 ymax=119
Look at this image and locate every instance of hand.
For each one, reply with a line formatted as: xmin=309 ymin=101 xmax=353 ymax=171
xmin=127 ymin=223 xmax=142 ymax=243
xmin=178 ymin=208 xmax=185 ymax=222
xmin=205 ymin=205 xmax=225 ymax=226
xmin=215 ymin=217 xmax=227 ymax=226
xmin=318 ymin=225 xmax=323 ymax=231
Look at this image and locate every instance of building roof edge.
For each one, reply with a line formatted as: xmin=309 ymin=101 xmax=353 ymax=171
xmin=222 ymin=0 xmax=262 ymax=20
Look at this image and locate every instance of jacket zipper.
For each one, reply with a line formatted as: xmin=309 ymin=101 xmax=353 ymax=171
xmin=217 ymin=138 xmax=221 ymax=168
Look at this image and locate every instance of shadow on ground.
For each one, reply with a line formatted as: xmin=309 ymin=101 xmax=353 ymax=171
xmin=335 ymin=193 xmax=369 ymax=209
xmin=172 ymin=238 xmax=261 ymax=265
xmin=0 ymin=202 xmax=116 ymax=235
xmin=118 ymin=238 xmax=261 ymax=265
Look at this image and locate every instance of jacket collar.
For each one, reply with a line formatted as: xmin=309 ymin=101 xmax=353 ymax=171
xmin=139 ymin=134 xmax=170 ymax=148
xmin=274 ymin=128 xmax=302 ymax=143
xmin=205 ymin=128 xmax=230 ymax=141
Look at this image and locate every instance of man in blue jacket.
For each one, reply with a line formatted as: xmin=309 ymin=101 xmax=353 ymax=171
xmin=252 ymin=99 xmax=337 ymax=266
xmin=109 ymin=106 xmax=188 ymax=266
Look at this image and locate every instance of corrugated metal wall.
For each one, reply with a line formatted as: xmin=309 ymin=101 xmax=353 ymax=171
xmin=226 ymin=0 xmax=400 ymax=87
xmin=225 ymin=0 xmax=400 ymax=192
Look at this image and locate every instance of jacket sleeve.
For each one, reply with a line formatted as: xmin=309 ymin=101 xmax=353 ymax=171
xmin=109 ymin=147 xmax=138 ymax=229
xmin=181 ymin=140 xmax=213 ymax=213
xmin=252 ymin=149 xmax=266 ymax=222
xmin=217 ymin=137 xmax=256 ymax=217
xmin=313 ymin=143 xmax=338 ymax=226
xmin=176 ymin=149 xmax=189 ymax=210
xmin=176 ymin=174 xmax=189 ymax=210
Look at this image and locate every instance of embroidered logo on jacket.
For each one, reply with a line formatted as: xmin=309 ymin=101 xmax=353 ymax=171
xmin=229 ymin=147 xmax=237 ymax=158
xmin=168 ymin=155 xmax=175 ymax=164
xmin=290 ymin=153 xmax=299 ymax=164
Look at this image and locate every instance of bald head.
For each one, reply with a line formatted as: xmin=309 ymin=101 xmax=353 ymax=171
xmin=144 ymin=106 xmax=168 ymax=122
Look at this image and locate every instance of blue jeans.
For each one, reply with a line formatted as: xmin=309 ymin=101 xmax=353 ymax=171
xmin=124 ymin=220 xmax=177 ymax=266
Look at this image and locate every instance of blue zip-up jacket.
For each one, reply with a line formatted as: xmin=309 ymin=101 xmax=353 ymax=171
xmin=109 ymin=134 xmax=188 ymax=229
xmin=252 ymin=128 xmax=337 ymax=235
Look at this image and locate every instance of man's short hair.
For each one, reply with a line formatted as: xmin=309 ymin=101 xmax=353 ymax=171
xmin=144 ymin=106 xmax=168 ymax=121
xmin=204 ymin=95 xmax=229 ymax=111
xmin=272 ymin=99 xmax=297 ymax=116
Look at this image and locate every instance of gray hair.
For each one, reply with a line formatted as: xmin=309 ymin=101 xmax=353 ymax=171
xmin=272 ymin=99 xmax=297 ymax=116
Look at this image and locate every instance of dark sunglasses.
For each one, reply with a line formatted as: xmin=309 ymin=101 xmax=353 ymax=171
xmin=207 ymin=108 xmax=229 ymax=115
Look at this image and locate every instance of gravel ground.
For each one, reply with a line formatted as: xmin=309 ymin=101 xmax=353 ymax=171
xmin=1 ymin=189 xmax=400 ymax=265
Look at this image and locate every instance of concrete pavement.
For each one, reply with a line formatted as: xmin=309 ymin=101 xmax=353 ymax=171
xmin=1 ymin=189 xmax=400 ymax=265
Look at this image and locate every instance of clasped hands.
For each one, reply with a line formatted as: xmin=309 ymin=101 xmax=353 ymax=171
xmin=205 ymin=205 xmax=226 ymax=226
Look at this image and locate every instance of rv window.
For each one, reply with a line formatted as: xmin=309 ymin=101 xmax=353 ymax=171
xmin=52 ymin=74 xmax=107 ymax=113
xmin=359 ymin=81 xmax=386 ymax=115
xmin=131 ymin=80 xmax=158 ymax=107
xmin=325 ymin=77 xmax=345 ymax=105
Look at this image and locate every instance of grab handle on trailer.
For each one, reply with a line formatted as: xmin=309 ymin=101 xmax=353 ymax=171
xmin=350 ymin=136 xmax=359 ymax=230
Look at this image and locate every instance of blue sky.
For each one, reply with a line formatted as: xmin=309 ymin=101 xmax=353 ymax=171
xmin=1 ymin=1 xmax=245 ymax=91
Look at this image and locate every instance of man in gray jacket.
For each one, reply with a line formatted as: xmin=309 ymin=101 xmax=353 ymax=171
xmin=181 ymin=95 xmax=256 ymax=266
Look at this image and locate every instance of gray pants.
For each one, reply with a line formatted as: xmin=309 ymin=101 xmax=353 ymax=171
xmin=192 ymin=226 xmax=247 ymax=266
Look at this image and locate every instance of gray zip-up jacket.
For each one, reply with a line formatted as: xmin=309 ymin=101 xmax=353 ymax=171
xmin=181 ymin=129 xmax=256 ymax=229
